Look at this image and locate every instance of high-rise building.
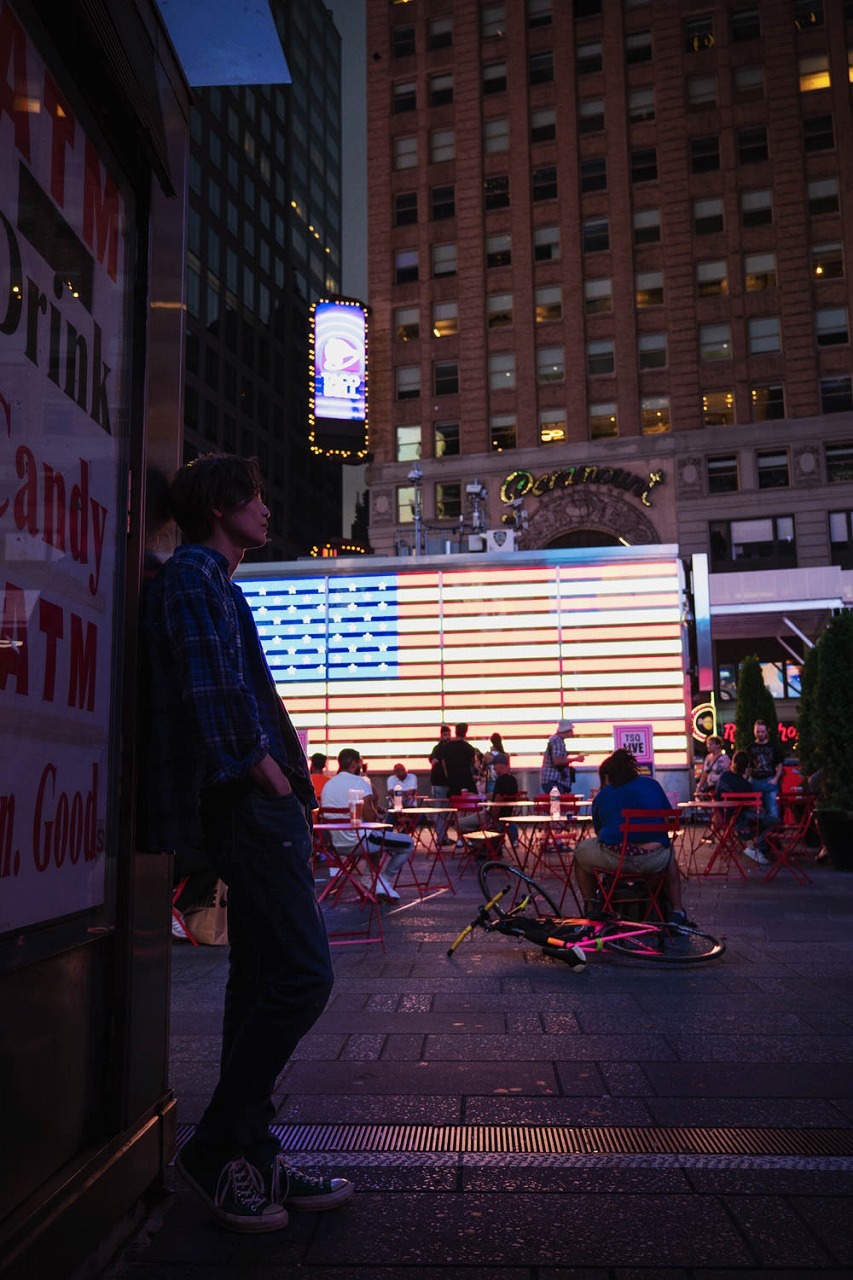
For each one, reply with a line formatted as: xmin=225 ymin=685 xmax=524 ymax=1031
xmin=184 ymin=0 xmax=343 ymax=559
xmin=365 ymin=0 xmax=853 ymax=714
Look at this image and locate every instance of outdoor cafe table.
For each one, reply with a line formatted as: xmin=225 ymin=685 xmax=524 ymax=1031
xmin=677 ymin=800 xmax=758 ymax=879
xmin=499 ymin=814 xmax=586 ymax=911
xmin=313 ymin=821 xmax=393 ymax=949
xmin=388 ymin=806 xmax=455 ymax=894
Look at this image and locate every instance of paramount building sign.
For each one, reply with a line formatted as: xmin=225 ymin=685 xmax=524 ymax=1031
xmin=501 ymin=465 xmax=666 ymax=508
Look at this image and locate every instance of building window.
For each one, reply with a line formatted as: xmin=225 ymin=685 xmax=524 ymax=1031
xmin=821 ymin=377 xmax=853 ymax=413
xmin=527 ymin=0 xmax=552 ymax=27
xmin=739 ymin=126 xmax=768 ymax=164
xmin=432 ymin=301 xmax=458 ymax=338
xmin=395 ymin=306 xmax=419 ymax=341
xmin=626 ymin=30 xmax=652 ymax=63
xmin=808 ymin=177 xmax=839 ymax=215
xmin=533 ymin=166 xmax=558 ymax=201
xmin=434 ymin=361 xmax=459 ymax=395
xmin=435 ymin=483 xmax=462 ymax=521
xmin=392 ymin=25 xmax=415 ymax=57
xmin=745 ymin=252 xmax=777 ymax=291
xmin=707 ymin=455 xmax=739 ymax=493
xmin=751 ymin=384 xmax=785 ymax=421
xmin=537 ymin=345 xmax=565 ymax=382
xmin=579 ymin=98 xmax=605 ymax=133
xmin=731 ymin=7 xmax=761 ymax=40
xmin=577 ymin=41 xmax=603 ymax=75
xmin=535 ymin=285 xmax=562 ymax=321
xmin=393 ymin=80 xmax=416 ymax=113
xmin=685 ymin=16 xmax=715 ymax=51
xmin=816 ymin=307 xmax=850 ymax=346
xmin=429 ymin=73 xmax=453 ymax=107
xmin=741 ymin=190 xmax=772 ymax=227
xmin=748 ymin=316 xmax=781 ymax=354
xmin=757 ymin=449 xmax=790 ymax=489
xmin=484 ymin=174 xmax=510 ymax=210
xmin=641 ymin=395 xmax=670 ymax=434
xmin=539 ymin=409 xmax=566 ymax=445
xmin=804 ymin=114 xmax=835 ymax=153
xmin=394 ymin=249 xmax=419 ymax=283
xmin=696 ymin=260 xmax=727 ymax=297
xmin=529 ymin=51 xmax=554 ymax=84
xmin=430 ymin=128 xmax=455 ymax=163
xmin=432 ymin=242 xmax=457 ymax=277
xmin=590 ymin=402 xmax=618 ymax=438
xmin=580 ymin=157 xmax=607 ymax=192
xmin=435 ymin=421 xmax=460 ymax=457
xmin=638 ymin=332 xmax=667 ymax=369
xmin=700 ymin=323 xmax=732 ymax=361
xmin=531 ymin=109 xmax=556 ymax=143
xmin=396 ymin=486 xmax=415 ymax=524
xmin=396 ymin=424 xmax=421 ymax=462
xmin=628 ymin=88 xmax=655 ymax=122
xmin=534 ymin=225 xmax=560 ymax=261
xmin=486 ymin=233 xmax=511 ymax=268
xmin=636 ymin=271 xmax=664 ymax=306
xmin=800 ymin=54 xmax=830 ymax=92
xmin=734 ymin=66 xmax=764 ymax=102
xmin=481 ymin=5 xmax=506 ymax=39
xmin=490 ymin=413 xmax=516 ymax=451
xmin=394 ymin=192 xmax=418 ymax=226
xmin=633 ymin=208 xmax=661 ymax=244
xmin=694 ymin=197 xmax=724 ymax=235
xmin=582 ymin=217 xmax=609 ymax=252
xmin=829 ymin=511 xmax=853 ymax=568
xmin=393 ymin=135 xmax=417 ymax=169
xmin=483 ymin=62 xmax=507 ymax=94
xmin=794 ymin=0 xmax=824 ymax=30
xmin=488 ymin=351 xmax=516 ymax=390
xmin=427 ymin=16 xmax=452 ymax=49
xmin=584 ymin=277 xmax=612 ymax=313
xmin=631 ymin=148 xmax=658 ymax=183
xmin=485 ymin=118 xmax=509 ymax=152
xmin=396 ymin=365 xmax=420 ymax=400
xmin=574 ymin=0 xmax=601 ymax=13
xmin=431 ymin=184 xmax=455 ymax=220
xmin=691 ymin=136 xmax=720 ymax=173
xmin=487 ymin=292 xmax=513 ymax=328
xmin=703 ymin=389 xmax=735 ymax=426
xmin=812 ymin=242 xmax=844 ymax=280
xmin=587 ymin=339 xmax=615 ymax=375
xmin=688 ymin=75 xmax=717 ymax=109
xmin=826 ymin=440 xmax=853 ymax=480
xmin=710 ymin=516 xmax=796 ymax=570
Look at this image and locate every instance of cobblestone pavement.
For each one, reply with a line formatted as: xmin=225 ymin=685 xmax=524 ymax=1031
xmin=108 ymin=841 xmax=853 ymax=1279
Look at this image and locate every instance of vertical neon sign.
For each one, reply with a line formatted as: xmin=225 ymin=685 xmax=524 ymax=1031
xmin=309 ymin=297 xmax=368 ymax=459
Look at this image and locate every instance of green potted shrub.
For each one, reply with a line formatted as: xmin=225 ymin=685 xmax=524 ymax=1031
xmin=733 ymin=654 xmax=779 ymax=751
xmin=797 ymin=611 xmax=853 ymax=870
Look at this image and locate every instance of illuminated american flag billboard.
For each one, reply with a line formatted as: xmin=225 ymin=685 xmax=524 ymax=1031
xmin=238 ymin=547 xmax=691 ymax=776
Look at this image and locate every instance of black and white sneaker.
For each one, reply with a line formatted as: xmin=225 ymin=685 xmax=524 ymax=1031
xmin=263 ymin=1154 xmax=355 ymax=1211
xmin=176 ymin=1147 xmax=289 ymax=1233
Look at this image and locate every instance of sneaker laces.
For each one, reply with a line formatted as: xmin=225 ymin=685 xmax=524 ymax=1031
xmin=270 ymin=1154 xmax=327 ymax=1201
xmin=215 ymin=1158 xmax=268 ymax=1212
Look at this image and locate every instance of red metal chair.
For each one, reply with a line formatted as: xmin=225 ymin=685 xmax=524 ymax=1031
xmin=762 ymin=794 xmax=815 ymax=886
xmin=704 ymin=793 xmax=762 ymax=879
xmin=450 ymin=794 xmax=502 ymax=876
xmin=591 ymin=809 xmax=681 ymax=922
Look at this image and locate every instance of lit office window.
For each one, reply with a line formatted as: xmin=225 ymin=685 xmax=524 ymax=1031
xmin=702 ymin=389 xmax=735 ymax=426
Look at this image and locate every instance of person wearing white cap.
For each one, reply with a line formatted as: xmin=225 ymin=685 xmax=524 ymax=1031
xmin=540 ymin=719 xmax=585 ymax=795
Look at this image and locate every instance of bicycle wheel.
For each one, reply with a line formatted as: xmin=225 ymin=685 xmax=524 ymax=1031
xmin=478 ymin=861 xmax=560 ymax=919
xmin=604 ymin=921 xmax=725 ymax=963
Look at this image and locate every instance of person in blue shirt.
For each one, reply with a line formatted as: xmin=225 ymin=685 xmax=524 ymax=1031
xmin=572 ymin=748 xmax=688 ymax=924
xmin=142 ymin=454 xmax=353 ymax=1233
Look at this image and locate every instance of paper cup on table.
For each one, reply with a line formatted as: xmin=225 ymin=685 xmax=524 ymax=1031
xmin=347 ymin=788 xmax=363 ymax=821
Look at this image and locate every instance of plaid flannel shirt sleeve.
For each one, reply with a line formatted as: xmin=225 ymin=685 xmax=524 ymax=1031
xmin=162 ymin=555 xmax=269 ymax=785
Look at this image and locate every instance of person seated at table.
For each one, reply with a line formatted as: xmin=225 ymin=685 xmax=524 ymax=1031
xmin=310 ymin=752 xmax=330 ymax=803
xmin=715 ymin=750 xmax=773 ymax=866
xmin=385 ymin=761 xmax=419 ymax=807
xmin=321 ymin=749 xmax=415 ymax=900
xmin=489 ymin=752 xmax=519 ymax=854
xmin=572 ymin=749 xmax=688 ymax=925
xmin=695 ymin=736 xmax=731 ymax=799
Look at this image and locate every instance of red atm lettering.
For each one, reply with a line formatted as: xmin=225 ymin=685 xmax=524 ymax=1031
xmin=0 ymin=5 xmax=31 ymax=161
xmin=82 ymin=138 xmax=119 ymax=282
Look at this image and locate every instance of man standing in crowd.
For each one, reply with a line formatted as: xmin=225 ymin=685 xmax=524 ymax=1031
xmin=142 ymin=454 xmax=353 ymax=1233
xmin=540 ymin=719 xmax=585 ymax=795
xmin=428 ymin=724 xmax=452 ymax=843
xmin=746 ymin=718 xmax=785 ymax=819
xmin=435 ymin=722 xmax=481 ymax=795
xmin=321 ymin=748 xmax=415 ymax=900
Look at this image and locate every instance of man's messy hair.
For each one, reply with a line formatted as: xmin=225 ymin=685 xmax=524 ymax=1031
xmin=168 ymin=453 xmax=264 ymax=542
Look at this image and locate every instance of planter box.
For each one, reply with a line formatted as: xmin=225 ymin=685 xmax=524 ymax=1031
xmin=816 ymin=811 xmax=853 ymax=871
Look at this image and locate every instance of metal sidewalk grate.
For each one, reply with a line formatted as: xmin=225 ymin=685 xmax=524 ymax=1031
xmin=175 ymin=1122 xmax=853 ymax=1159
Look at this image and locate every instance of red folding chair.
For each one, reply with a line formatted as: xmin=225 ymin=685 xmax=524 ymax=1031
xmin=703 ymin=793 xmax=762 ymax=879
xmin=591 ymin=808 xmax=681 ymax=922
xmin=762 ymin=794 xmax=815 ymax=886
xmin=450 ymin=794 xmax=503 ymax=877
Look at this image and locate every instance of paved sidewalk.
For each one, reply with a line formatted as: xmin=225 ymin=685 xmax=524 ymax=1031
xmin=109 ymin=848 xmax=853 ymax=1278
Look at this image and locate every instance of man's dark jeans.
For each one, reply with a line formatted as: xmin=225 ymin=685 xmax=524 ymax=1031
xmin=194 ymin=782 xmax=333 ymax=1168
